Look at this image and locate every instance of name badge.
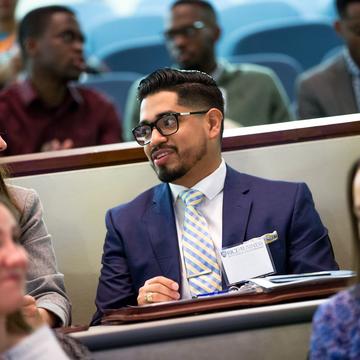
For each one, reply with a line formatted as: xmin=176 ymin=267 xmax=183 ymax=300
xmin=220 ymin=232 xmax=277 ymax=285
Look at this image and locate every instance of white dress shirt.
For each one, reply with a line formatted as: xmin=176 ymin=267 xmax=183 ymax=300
xmin=169 ymin=159 xmax=226 ymax=299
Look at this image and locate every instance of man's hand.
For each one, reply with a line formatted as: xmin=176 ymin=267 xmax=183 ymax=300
xmin=21 ymin=295 xmax=59 ymax=328
xmin=137 ymin=276 xmax=180 ymax=305
xmin=41 ymin=138 xmax=74 ymax=152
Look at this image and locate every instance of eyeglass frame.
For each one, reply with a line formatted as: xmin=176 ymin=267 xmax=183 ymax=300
xmin=163 ymin=20 xmax=206 ymax=41
xmin=132 ymin=110 xmax=210 ymax=146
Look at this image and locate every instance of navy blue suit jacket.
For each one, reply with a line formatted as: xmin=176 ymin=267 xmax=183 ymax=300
xmin=92 ymin=166 xmax=338 ymax=324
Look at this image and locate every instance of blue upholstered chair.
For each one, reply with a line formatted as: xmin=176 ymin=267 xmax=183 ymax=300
xmin=217 ymin=1 xmax=301 ymax=56
xmin=222 ymin=18 xmax=343 ymax=71
xmin=86 ymin=15 xmax=164 ymax=57
xmin=227 ymin=53 xmax=303 ymax=102
xmin=79 ymin=72 xmax=143 ymax=119
xmin=321 ymin=45 xmax=344 ymax=63
xmin=69 ymin=0 xmax=114 ymax=33
xmin=97 ymin=36 xmax=172 ymax=74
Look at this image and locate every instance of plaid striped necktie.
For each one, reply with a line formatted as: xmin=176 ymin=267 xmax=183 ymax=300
xmin=179 ymin=189 xmax=222 ymax=296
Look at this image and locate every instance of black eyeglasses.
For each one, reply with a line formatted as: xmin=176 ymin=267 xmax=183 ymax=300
xmin=132 ymin=110 xmax=209 ymax=146
xmin=164 ymin=21 xmax=205 ymax=40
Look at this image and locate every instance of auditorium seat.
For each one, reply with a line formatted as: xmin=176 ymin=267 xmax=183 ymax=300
xmin=79 ymin=71 xmax=143 ymax=119
xmin=321 ymin=0 xmax=337 ymax=21
xmin=222 ymin=18 xmax=343 ymax=70
xmin=97 ymin=36 xmax=172 ymax=74
xmin=86 ymin=15 xmax=164 ymax=57
xmin=227 ymin=53 xmax=303 ymax=102
xmin=69 ymin=0 xmax=114 ymax=33
xmin=218 ymin=1 xmax=301 ymax=56
xmin=321 ymin=45 xmax=343 ymax=63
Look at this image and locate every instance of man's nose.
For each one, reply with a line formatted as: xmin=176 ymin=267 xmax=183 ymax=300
xmin=149 ymin=127 xmax=167 ymax=146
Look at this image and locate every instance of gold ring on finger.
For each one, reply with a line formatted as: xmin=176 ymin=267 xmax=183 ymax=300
xmin=145 ymin=292 xmax=153 ymax=303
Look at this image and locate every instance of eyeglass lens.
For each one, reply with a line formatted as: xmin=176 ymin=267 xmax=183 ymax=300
xmin=134 ymin=114 xmax=179 ymax=145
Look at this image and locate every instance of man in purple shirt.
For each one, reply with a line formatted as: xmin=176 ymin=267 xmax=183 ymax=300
xmin=0 ymin=5 xmax=122 ymax=156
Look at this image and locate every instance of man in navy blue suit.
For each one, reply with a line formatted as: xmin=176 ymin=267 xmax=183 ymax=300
xmin=92 ymin=68 xmax=338 ymax=325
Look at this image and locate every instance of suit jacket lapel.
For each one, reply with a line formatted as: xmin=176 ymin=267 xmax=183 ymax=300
xmin=143 ymin=184 xmax=181 ymax=284
xmin=222 ymin=167 xmax=253 ymax=248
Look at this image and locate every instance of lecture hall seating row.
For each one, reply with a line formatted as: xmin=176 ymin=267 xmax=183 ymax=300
xmin=2 ymin=113 xmax=359 ymax=358
xmin=2 ymin=113 xmax=359 ymax=325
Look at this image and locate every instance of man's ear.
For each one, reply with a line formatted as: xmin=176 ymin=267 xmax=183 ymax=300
xmin=206 ymin=108 xmax=223 ymax=140
xmin=24 ymin=37 xmax=38 ymax=58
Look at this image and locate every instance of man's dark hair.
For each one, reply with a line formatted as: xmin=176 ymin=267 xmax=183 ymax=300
xmin=18 ymin=5 xmax=75 ymax=57
xmin=171 ymin=0 xmax=218 ymax=24
xmin=336 ymin=0 xmax=360 ymax=18
xmin=137 ymin=68 xmax=224 ymax=135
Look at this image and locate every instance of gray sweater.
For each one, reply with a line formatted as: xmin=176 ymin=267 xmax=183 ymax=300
xmin=9 ymin=185 xmax=71 ymax=326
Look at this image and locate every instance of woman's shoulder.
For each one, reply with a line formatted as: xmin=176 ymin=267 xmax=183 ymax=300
xmin=6 ymin=184 xmax=40 ymax=222
xmin=7 ymin=184 xmax=37 ymax=204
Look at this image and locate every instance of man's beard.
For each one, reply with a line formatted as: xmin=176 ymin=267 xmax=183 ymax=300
xmin=150 ymin=140 xmax=207 ymax=183
xmin=156 ymin=164 xmax=188 ymax=183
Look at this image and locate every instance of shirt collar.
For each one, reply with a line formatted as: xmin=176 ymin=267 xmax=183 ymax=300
xmin=169 ymin=158 xmax=227 ymax=203
xmin=344 ymin=48 xmax=360 ymax=77
xmin=18 ymin=78 xmax=83 ymax=107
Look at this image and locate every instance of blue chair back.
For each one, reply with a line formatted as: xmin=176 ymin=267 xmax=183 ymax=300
xmin=97 ymin=36 xmax=172 ymax=74
xmin=218 ymin=1 xmax=301 ymax=55
xmin=79 ymin=72 xmax=143 ymax=119
xmin=321 ymin=0 xmax=337 ymax=21
xmin=133 ymin=0 xmax=230 ymax=15
xmin=69 ymin=1 xmax=114 ymax=33
xmin=227 ymin=53 xmax=303 ymax=102
xmin=87 ymin=15 xmax=164 ymax=57
xmin=223 ymin=19 xmax=343 ymax=70
xmin=321 ymin=45 xmax=344 ymax=63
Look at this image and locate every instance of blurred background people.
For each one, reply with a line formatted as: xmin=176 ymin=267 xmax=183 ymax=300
xmin=0 ymin=135 xmax=71 ymax=327
xmin=309 ymin=158 xmax=360 ymax=359
xmin=0 ymin=0 xmax=22 ymax=89
xmin=123 ymin=0 xmax=292 ymax=141
xmin=297 ymin=0 xmax=360 ymax=120
xmin=0 ymin=5 xmax=122 ymax=156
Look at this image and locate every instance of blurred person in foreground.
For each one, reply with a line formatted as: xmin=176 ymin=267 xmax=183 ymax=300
xmin=309 ymin=159 xmax=360 ymax=359
xmin=0 ymin=135 xmax=71 ymax=327
xmin=297 ymin=0 xmax=360 ymax=120
xmin=0 ymin=195 xmax=91 ymax=359
xmin=0 ymin=5 xmax=122 ymax=156
xmin=123 ymin=0 xmax=292 ymax=141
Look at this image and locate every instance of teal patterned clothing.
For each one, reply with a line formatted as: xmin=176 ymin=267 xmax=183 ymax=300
xmin=310 ymin=285 xmax=360 ymax=359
